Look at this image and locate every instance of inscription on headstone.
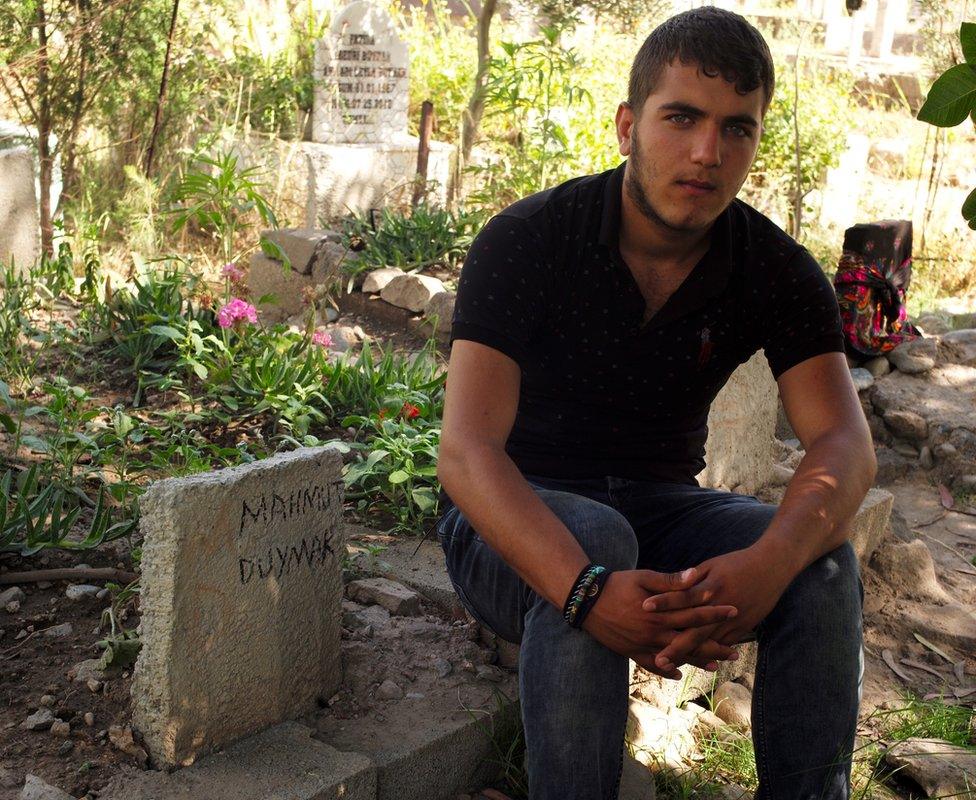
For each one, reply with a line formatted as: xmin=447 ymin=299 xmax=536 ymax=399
xmin=131 ymin=448 xmax=346 ymax=767
xmin=312 ymin=1 xmax=409 ymax=143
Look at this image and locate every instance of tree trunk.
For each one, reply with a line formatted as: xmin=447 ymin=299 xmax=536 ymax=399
xmin=144 ymin=0 xmax=181 ymax=176
xmin=460 ymin=0 xmax=497 ymax=180
xmin=36 ymin=1 xmax=53 ymax=257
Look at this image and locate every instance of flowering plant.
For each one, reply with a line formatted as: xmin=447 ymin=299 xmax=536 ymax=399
xmin=217 ymin=298 xmax=258 ymax=329
xmin=311 ymin=329 xmax=333 ymax=348
xmin=222 ymin=263 xmax=246 ymax=285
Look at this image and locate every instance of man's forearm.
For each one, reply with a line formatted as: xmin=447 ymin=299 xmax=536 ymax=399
xmin=438 ymin=443 xmax=590 ymax=608
xmin=753 ymin=427 xmax=877 ymax=578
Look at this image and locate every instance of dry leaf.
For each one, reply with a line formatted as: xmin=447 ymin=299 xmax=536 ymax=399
xmin=913 ymin=633 xmax=955 ymax=664
xmin=882 ymin=649 xmax=912 ymax=682
xmin=938 ymin=484 xmax=954 ymax=509
xmin=900 ymin=658 xmax=944 ymax=679
xmin=952 ymin=686 xmax=976 ymax=698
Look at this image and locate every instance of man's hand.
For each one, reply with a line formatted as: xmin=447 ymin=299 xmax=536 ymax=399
xmin=582 ymin=567 xmax=741 ymax=680
xmin=640 ymin=546 xmax=796 ymax=673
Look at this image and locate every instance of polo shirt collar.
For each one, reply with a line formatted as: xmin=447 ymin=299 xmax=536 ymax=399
xmin=598 ymin=160 xmax=741 ymax=328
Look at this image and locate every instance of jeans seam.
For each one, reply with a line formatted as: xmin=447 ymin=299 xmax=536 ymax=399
xmin=754 ymin=639 xmax=773 ymax=799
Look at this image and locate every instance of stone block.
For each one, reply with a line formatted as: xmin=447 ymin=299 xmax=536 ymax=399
xmin=849 ymin=488 xmax=894 ymax=564
xmin=97 ymin=723 xmax=376 ymax=800
xmin=248 ymin=246 xmax=346 ymax=324
xmin=0 ymin=147 xmax=39 ymax=276
xmin=261 ymin=228 xmax=342 ymax=275
xmin=132 ymin=447 xmax=346 ymax=767
xmin=346 ymin=577 xmax=421 ymax=616
xmin=362 ymin=268 xmax=405 ymax=293
xmin=380 ymin=273 xmax=445 ymax=313
xmin=699 ymin=352 xmax=778 ymax=493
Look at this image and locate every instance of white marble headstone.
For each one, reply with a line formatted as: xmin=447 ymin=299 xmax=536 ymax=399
xmin=312 ymin=1 xmax=409 ymax=144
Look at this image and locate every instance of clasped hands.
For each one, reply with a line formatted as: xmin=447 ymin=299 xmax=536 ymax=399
xmin=581 ymin=545 xmax=794 ymax=680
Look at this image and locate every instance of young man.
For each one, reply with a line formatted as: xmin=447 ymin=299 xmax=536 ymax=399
xmin=436 ymin=8 xmax=875 ymax=799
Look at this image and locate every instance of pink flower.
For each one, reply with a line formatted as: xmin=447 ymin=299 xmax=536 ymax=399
xmin=217 ymin=298 xmax=258 ymax=329
xmin=222 ymin=263 xmax=245 ymax=284
xmin=311 ymin=329 xmax=333 ymax=348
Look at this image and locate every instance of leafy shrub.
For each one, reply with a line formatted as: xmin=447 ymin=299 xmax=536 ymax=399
xmin=341 ymin=205 xmax=484 ymax=276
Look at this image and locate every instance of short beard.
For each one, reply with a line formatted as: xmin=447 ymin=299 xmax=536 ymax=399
xmin=625 ymin=128 xmax=708 ymax=234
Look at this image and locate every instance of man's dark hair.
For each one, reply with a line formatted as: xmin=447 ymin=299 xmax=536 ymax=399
xmin=628 ymin=7 xmax=775 ymax=113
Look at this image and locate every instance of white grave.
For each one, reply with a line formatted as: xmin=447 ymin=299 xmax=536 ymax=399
xmin=0 ymin=147 xmax=40 ymax=276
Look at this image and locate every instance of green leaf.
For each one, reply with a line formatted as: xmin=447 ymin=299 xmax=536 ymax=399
xmin=257 ymin=293 xmax=278 ymax=306
xmin=148 ymin=325 xmax=183 ymax=340
xmin=388 ymin=469 xmax=409 ymax=484
xmin=21 ymin=435 xmax=50 ymax=453
xmin=259 ymin=237 xmax=292 ymax=272
xmin=190 ymin=360 xmax=208 ymax=380
xmin=963 ymin=186 xmax=976 ymax=222
xmin=962 ymin=22 xmax=976 ymax=64
xmin=0 ymin=413 xmax=15 ymax=434
xmin=917 ymin=64 xmax=976 ymax=127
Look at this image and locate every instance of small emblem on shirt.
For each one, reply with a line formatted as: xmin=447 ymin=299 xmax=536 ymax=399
xmin=697 ymin=327 xmax=713 ymax=369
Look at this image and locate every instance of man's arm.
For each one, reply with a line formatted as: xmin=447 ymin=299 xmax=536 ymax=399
xmin=438 ymin=339 xmax=740 ymax=676
xmin=645 ymin=351 xmax=876 ymax=670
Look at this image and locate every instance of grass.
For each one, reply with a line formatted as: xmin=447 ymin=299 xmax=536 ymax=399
xmin=869 ymin=694 xmax=975 ymax=748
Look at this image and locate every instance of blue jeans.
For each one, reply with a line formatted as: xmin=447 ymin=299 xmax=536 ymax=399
xmin=436 ymin=476 xmax=863 ymax=800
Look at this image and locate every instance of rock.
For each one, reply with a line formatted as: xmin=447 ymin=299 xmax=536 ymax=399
xmin=346 ymin=577 xmax=421 ymax=616
xmin=0 ymin=586 xmax=25 ymax=605
xmin=49 ymin=720 xmax=70 ymax=737
xmin=917 ymin=313 xmax=951 ymax=335
xmin=870 ymin=539 xmax=951 ymax=603
xmin=39 ymin=695 xmax=55 ymax=707
xmin=888 ymin=339 xmax=935 ymax=375
xmin=341 ymin=601 xmax=391 ymax=631
xmin=849 ymin=368 xmax=874 ymax=392
xmin=862 ymin=356 xmax=891 ymax=377
xmin=84 ymin=712 xmax=94 ymax=727
xmin=87 ymin=679 xmax=103 ymax=693
xmin=96 ymin=587 xmax=109 ymax=600
xmin=260 ymin=228 xmax=342 ymax=276
xmin=874 ymin=446 xmax=910 ymax=484
xmin=919 ymin=446 xmax=934 ymax=470
xmin=954 ymin=474 xmax=976 ymax=492
xmin=380 ymin=273 xmax=446 ymax=313
xmin=108 ymin=725 xmax=148 ymax=766
xmin=361 ymin=267 xmax=405 ymax=293
xmin=693 ymin=709 xmax=727 ymax=732
xmin=883 ymin=409 xmax=928 ymax=442
xmin=67 ymin=659 xmax=105 ymax=684
xmin=57 ymin=741 xmax=73 ymax=756
xmin=21 ymin=709 xmax=54 ymax=731
xmin=376 ymin=679 xmax=403 ymax=701
xmin=19 ymin=774 xmax=75 ymax=800
xmin=884 ymin=738 xmax=976 ymax=798
xmin=475 ymin=664 xmax=505 ymax=683
xmin=771 ymin=464 xmax=794 ymax=486
xmin=893 ymin=441 xmax=919 ymax=458
xmin=43 ymin=623 xmax=72 ymax=638
xmin=712 ymin=682 xmax=752 ymax=730
xmin=936 ymin=443 xmax=958 ymax=461
xmin=424 ymin=291 xmax=455 ymax=334
xmin=941 ymin=328 xmax=976 ymax=366
xmin=64 ymin=584 xmax=99 ymax=601
xmin=432 ymin=657 xmax=453 ymax=678
xmin=6 ymin=600 xmax=21 ymax=613
xmin=626 ymin=698 xmax=699 ymax=771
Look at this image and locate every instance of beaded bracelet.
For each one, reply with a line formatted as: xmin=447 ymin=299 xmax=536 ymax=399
xmin=574 ymin=567 xmax=611 ymax=628
xmin=562 ymin=564 xmax=608 ymax=628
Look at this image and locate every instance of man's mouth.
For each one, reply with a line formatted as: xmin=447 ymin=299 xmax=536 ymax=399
xmin=677 ymin=179 xmax=716 ymax=191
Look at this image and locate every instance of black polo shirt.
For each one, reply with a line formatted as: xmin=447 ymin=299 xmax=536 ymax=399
xmin=450 ymin=163 xmax=844 ymax=483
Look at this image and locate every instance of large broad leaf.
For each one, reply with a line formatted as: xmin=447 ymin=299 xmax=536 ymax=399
xmin=917 ymin=64 xmax=976 ymax=127
xmin=963 ymin=186 xmax=976 ymax=223
xmin=962 ymin=22 xmax=976 ymax=64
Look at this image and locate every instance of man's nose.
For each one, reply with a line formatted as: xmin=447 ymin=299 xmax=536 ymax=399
xmin=691 ymin=125 xmax=722 ymax=168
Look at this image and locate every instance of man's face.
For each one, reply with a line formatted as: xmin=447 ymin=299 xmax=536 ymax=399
xmin=616 ymin=60 xmax=765 ymax=235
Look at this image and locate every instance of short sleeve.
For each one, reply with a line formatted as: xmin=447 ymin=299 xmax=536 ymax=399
xmin=762 ymin=248 xmax=845 ymax=378
xmin=451 ymin=214 xmax=549 ymax=367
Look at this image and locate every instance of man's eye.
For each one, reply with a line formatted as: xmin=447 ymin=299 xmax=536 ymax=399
xmin=728 ymin=125 xmax=751 ymax=138
xmin=668 ymin=114 xmax=692 ymax=125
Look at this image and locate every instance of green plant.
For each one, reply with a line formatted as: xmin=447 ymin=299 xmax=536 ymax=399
xmin=468 ymin=25 xmax=593 ymax=209
xmin=871 ymin=694 xmax=975 ymax=747
xmin=468 ymin=690 xmax=527 ymax=799
xmin=341 ymin=204 xmax=484 ymax=277
xmin=98 ymin=577 xmax=142 ymax=669
xmin=343 ymin=416 xmax=441 ymax=534
xmin=169 ymin=150 xmax=278 ymax=263
xmin=916 ymin=22 xmax=976 ymax=229
xmin=0 ymin=465 xmax=137 ymax=555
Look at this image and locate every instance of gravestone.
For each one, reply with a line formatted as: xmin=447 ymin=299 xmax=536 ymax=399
xmin=132 ymin=447 xmax=346 ymax=767
xmin=0 ymin=147 xmax=39 ymax=276
xmin=312 ymin=0 xmax=409 ymax=145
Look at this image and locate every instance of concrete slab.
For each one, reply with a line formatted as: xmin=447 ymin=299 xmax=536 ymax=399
xmin=0 ymin=147 xmax=39 ymax=276
xmin=849 ymin=488 xmax=894 ymax=564
xmin=132 ymin=447 xmax=346 ymax=767
xmin=97 ymin=722 xmax=375 ymax=800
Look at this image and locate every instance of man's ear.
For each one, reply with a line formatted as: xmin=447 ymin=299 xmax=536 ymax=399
xmin=615 ymin=102 xmax=635 ymax=157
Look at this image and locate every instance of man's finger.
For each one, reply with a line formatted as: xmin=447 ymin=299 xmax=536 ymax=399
xmin=633 ymin=654 xmax=682 ymax=681
xmin=648 ymin=605 xmax=737 ymax=630
xmin=637 ymin=567 xmax=704 ymax=594
xmin=654 ymin=623 xmax=720 ymax=672
xmin=642 ymin=583 xmax=719 ymax=612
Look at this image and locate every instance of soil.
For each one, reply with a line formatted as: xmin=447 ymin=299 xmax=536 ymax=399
xmin=2 ymin=292 xmax=975 ymax=799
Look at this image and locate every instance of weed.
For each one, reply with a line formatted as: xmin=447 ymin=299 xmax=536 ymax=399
xmin=870 ymin=694 xmax=975 ymax=748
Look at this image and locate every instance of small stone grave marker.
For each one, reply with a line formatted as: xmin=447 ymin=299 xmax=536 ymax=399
xmin=132 ymin=447 xmax=346 ymax=767
xmin=312 ymin=0 xmax=409 ymax=144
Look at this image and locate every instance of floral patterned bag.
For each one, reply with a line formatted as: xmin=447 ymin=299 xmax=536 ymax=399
xmin=832 ymin=220 xmax=921 ymax=357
